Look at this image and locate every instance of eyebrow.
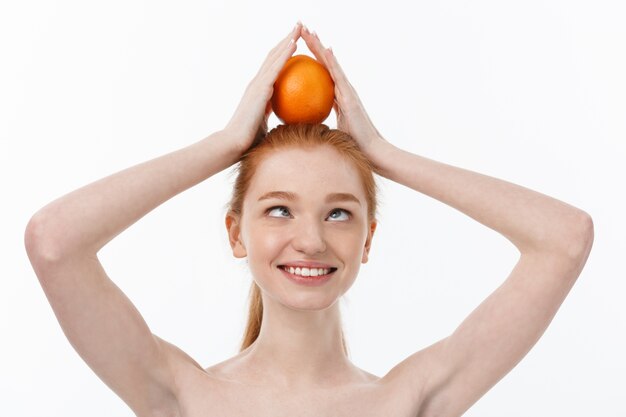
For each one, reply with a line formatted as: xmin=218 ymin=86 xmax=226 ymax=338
xmin=257 ymin=191 xmax=362 ymax=206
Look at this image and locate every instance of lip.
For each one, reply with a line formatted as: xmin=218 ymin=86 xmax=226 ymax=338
xmin=278 ymin=266 xmax=336 ymax=286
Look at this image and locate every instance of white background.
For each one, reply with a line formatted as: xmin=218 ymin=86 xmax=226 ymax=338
xmin=2 ymin=1 xmax=624 ymax=416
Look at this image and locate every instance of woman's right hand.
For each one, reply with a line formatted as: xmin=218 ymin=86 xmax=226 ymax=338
xmin=224 ymin=22 xmax=303 ymax=155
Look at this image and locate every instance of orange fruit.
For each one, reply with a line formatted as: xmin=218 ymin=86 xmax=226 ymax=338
xmin=271 ymin=54 xmax=335 ymax=124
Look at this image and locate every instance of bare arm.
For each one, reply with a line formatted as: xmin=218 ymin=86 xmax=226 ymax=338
xmin=24 ymin=130 xmax=240 ymax=416
xmin=370 ymin=141 xmax=592 ymax=258
xmin=25 ymin=23 xmax=303 ymax=416
xmin=27 ymin=130 xmax=239 ymax=260
xmin=299 ymin=28 xmax=593 ymax=416
xmin=301 ymin=27 xmax=591 ymax=258
xmin=369 ymin=141 xmax=593 ymax=417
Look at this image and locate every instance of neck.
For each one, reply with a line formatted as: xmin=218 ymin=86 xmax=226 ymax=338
xmin=237 ymin=295 xmax=356 ymax=389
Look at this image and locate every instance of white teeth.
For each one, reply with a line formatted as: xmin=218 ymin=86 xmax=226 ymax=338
xmin=283 ymin=266 xmax=331 ymax=277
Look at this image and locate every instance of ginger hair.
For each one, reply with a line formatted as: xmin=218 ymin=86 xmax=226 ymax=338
xmin=224 ymin=123 xmax=380 ymax=355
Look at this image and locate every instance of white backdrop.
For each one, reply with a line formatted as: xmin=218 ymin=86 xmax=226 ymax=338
xmin=2 ymin=1 xmax=624 ymax=416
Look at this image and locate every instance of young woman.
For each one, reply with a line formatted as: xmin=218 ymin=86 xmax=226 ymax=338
xmin=25 ymin=22 xmax=594 ymax=417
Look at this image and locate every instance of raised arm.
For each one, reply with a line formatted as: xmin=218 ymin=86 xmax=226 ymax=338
xmin=371 ymin=143 xmax=592 ymax=257
xmin=24 ymin=131 xmax=240 ymax=416
xmin=370 ymin=135 xmax=592 ymax=417
xmin=26 ymin=132 xmax=239 ymax=260
xmin=369 ymin=125 xmax=592 ymax=417
xmin=25 ymin=22 xmax=304 ymax=416
xmin=301 ymin=27 xmax=593 ymax=417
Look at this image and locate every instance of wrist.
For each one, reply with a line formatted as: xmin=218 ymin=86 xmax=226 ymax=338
xmin=365 ymin=137 xmax=397 ymax=176
xmin=215 ymin=127 xmax=249 ymax=158
xmin=200 ymin=130 xmax=244 ymax=168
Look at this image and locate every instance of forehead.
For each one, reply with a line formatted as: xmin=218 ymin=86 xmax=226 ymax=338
xmin=247 ymin=146 xmax=366 ymax=202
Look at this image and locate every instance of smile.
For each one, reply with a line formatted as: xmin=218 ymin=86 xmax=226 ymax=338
xmin=278 ymin=265 xmax=336 ymax=277
xmin=278 ymin=265 xmax=337 ymax=286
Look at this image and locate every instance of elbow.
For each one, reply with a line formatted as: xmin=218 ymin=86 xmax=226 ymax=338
xmin=24 ymin=211 xmax=65 ymax=267
xmin=562 ymin=210 xmax=594 ymax=261
xmin=524 ymin=210 xmax=595 ymax=262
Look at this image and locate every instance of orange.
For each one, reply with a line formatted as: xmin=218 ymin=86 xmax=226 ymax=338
xmin=271 ymin=55 xmax=335 ymax=124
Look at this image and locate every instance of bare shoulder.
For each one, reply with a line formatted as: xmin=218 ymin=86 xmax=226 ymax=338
xmin=154 ymin=336 xmax=213 ymax=400
xmin=152 ymin=335 xmax=435 ymax=417
xmin=155 ymin=335 xmax=206 ymax=375
xmin=379 ymin=249 xmax=591 ymax=417
xmin=378 ymin=339 xmax=447 ymax=413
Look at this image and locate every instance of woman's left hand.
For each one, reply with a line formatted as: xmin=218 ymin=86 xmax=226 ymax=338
xmin=300 ymin=26 xmax=391 ymax=162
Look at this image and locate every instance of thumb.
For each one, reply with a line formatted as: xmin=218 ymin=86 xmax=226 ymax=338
xmin=265 ymin=100 xmax=273 ymax=119
xmin=333 ymin=100 xmax=342 ymax=126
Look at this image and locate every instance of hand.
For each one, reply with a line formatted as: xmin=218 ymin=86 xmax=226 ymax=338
xmin=300 ymin=26 xmax=390 ymax=160
xmin=224 ymin=22 xmax=303 ymax=155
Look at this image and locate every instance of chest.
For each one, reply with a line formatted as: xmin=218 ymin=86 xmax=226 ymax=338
xmin=174 ymin=372 xmax=419 ymax=417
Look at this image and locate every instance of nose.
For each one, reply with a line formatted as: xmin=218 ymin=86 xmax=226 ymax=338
xmin=291 ymin=218 xmax=327 ymax=255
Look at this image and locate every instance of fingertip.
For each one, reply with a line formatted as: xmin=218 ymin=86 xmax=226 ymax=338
xmin=288 ymin=23 xmax=302 ymax=43
xmin=287 ymin=36 xmax=299 ymax=52
xmin=323 ymin=48 xmax=335 ymax=68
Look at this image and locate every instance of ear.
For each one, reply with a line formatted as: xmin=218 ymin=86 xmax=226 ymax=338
xmin=361 ymin=220 xmax=377 ymax=264
xmin=225 ymin=213 xmax=247 ymax=258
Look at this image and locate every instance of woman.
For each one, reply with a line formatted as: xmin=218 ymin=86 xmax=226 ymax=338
xmin=25 ymin=22 xmax=594 ymax=416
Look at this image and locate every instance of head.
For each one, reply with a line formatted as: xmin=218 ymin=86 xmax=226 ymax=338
xmin=224 ymin=124 xmax=380 ymax=354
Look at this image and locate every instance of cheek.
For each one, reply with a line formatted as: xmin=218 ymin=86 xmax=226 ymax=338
xmin=246 ymin=227 xmax=285 ymax=262
xmin=329 ymin=229 xmax=367 ymax=259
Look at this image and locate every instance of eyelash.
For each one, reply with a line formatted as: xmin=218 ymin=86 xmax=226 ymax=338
xmin=265 ymin=206 xmax=352 ymax=221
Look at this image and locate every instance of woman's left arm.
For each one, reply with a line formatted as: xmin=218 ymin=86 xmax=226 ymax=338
xmin=302 ymin=26 xmax=592 ymax=258
xmin=302 ymin=27 xmax=593 ymax=417
xmin=370 ymin=141 xmax=593 ymax=259
xmin=372 ymin=142 xmax=594 ymax=417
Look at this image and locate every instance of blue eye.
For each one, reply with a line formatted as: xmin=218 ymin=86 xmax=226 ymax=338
xmin=266 ymin=206 xmax=351 ymax=221
xmin=328 ymin=208 xmax=351 ymax=221
xmin=267 ymin=206 xmax=291 ymax=218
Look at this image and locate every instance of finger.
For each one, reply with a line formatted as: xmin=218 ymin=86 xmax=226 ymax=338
xmin=333 ymin=100 xmax=340 ymax=117
xmin=261 ymin=23 xmax=302 ymax=73
xmin=300 ymin=26 xmax=330 ymax=68
xmin=265 ymin=100 xmax=272 ymax=118
xmin=300 ymin=28 xmax=352 ymax=108
xmin=332 ymin=79 xmax=341 ymax=101
xmin=270 ymin=23 xmax=301 ymax=58
xmin=333 ymin=100 xmax=345 ymax=131
xmin=258 ymin=27 xmax=301 ymax=85
xmin=324 ymin=47 xmax=351 ymax=89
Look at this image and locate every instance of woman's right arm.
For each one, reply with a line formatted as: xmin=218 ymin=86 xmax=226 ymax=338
xmin=25 ymin=23 xmax=303 ymax=417
xmin=23 ymin=130 xmax=241 ymax=417
xmin=26 ymin=130 xmax=240 ymax=261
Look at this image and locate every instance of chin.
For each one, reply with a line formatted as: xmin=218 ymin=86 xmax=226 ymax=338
xmin=286 ymin=296 xmax=339 ymax=311
xmin=262 ymin=287 xmax=340 ymax=312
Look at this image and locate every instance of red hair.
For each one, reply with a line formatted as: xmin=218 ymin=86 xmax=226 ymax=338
xmin=225 ymin=123 xmax=381 ymax=355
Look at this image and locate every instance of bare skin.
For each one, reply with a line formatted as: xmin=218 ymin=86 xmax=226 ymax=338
xmin=25 ymin=22 xmax=593 ymax=417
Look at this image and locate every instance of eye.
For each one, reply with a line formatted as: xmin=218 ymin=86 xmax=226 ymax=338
xmin=328 ymin=208 xmax=351 ymax=221
xmin=265 ymin=206 xmax=352 ymax=221
xmin=267 ymin=206 xmax=291 ymax=218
